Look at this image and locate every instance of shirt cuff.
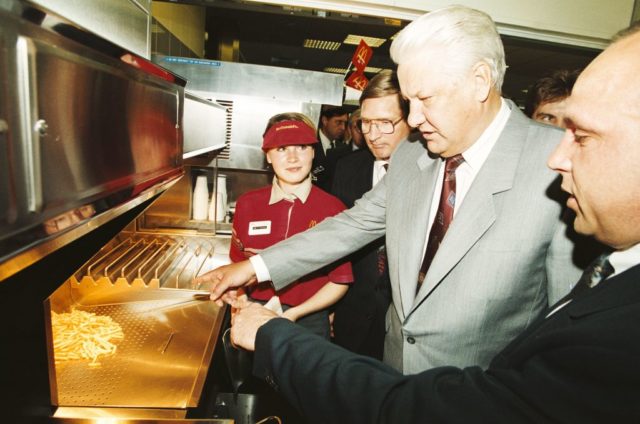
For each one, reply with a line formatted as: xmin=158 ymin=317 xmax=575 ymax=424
xmin=249 ymin=254 xmax=272 ymax=283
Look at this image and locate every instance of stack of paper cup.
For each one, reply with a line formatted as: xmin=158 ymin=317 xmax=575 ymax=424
xmin=192 ymin=175 xmax=209 ymax=220
xmin=209 ymin=174 xmax=228 ymax=222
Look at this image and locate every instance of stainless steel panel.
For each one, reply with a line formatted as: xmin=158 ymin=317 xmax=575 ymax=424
xmin=16 ymin=35 xmax=42 ymax=212
xmin=216 ymin=94 xmax=320 ymax=170
xmin=0 ymin=5 xmax=185 ymax=281
xmin=154 ymin=55 xmax=339 ymax=170
xmin=130 ymin=0 xmax=152 ymax=14
xmin=183 ymin=91 xmax=227 ymax=159
xmin=28 ymin=0 xmax=150 ymax=58
xmin=32 ymin=39 xmax=181 ymax=206
xmin=0 ymin=32 xmax=17 ymax=233
xmin=155 ymin=56 xmax=344 ymax=105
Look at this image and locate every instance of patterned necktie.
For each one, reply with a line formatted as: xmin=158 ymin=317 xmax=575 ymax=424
xmin=570 ymin=253 xmax=614 ymax=297
xmin=417 ymin=154 xmax=465 ymax=289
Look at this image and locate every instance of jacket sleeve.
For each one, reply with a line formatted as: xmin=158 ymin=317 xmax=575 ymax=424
xmin=252 ymin=319 xmax=536 ymax=424
xmin=260 ymin=174 xmax=388 ymax=291
xmin=253 ymin=312 xmax=640 ymax=424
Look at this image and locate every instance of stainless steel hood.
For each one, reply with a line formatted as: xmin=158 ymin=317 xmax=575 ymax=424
xmin=154 ymin=55 xmax=344 ymax=171
xmin=0 ymin=0 xmax=187 ymax=281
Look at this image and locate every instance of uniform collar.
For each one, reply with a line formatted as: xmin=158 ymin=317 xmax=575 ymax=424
xmin=269 ymin=176 xmax=312 ymax=205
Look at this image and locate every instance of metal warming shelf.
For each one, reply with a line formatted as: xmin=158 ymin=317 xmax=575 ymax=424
xmin=44 ymin=234 xmax=231 ymax=418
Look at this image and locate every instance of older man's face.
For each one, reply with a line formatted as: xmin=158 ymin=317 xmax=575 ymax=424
xmin=548 ymin=32 xmax=640 ymax=249
xmin=397 ymin=46 xmax=483 ymax=158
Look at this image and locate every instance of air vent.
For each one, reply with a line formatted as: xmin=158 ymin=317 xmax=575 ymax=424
xmin=215 ymin=99 xmax=234 ymax=160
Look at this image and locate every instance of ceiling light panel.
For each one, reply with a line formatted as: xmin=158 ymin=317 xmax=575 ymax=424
xmin=323 ymin=67 xmax=348 ymax=74
xmin=364 ymin=66 xmax=383 ymax=73
xmin=343 ymin=34 xmax=387 ymax=47
xmin=303 ymin=39 xmax=342 ymax=51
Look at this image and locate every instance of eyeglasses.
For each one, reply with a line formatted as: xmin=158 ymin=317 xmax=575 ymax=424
xmin=357 ymin=117 xmax=404 ymax=134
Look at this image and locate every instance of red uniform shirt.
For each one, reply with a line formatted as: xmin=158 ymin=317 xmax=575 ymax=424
xmin=230 ymin=184 xmax=353 ymax=306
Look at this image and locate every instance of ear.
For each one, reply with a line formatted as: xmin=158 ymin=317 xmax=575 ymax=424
xmin=472 ymin=61 xmax=493 ymax=102
xmin=265 ymin=152 xmax=273 ymax=164
xmin=321 ymin=116 xmax=328 ymax=128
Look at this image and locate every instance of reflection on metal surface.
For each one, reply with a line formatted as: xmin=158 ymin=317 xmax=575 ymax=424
xmin=0 ymin=176 xmax=182 ymax=282
xmin=27 ymin=0 xmax=152 ymax=58
xmin=44 ymin=233 xmax=230 ymax=416
xmin=16 ymin=35 xmax=41 ymax=213
xmin=52 ymin=406 xmax=233 ymax=422
xmin=0 ymin=5 xmax=185 ymax=281
xmin=44 ymin=205 xmax=96 ymax=235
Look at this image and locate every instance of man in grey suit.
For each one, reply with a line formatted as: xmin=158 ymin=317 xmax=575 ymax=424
xmin=197 ymin=5 xmax=584 ymax=374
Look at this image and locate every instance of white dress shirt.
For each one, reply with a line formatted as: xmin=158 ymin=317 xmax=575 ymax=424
xmin=318 ymin=130 xmax=333 ymax=154
xmin=372 ymin=160 xmax=389 ymax=187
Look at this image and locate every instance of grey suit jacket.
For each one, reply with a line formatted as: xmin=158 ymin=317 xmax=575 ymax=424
xmin=261 ymin=101 xmax=583 ymax=373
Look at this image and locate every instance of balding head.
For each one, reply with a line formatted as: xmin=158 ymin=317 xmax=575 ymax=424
xmin=547 ymin=28 xmax=640 ymax=249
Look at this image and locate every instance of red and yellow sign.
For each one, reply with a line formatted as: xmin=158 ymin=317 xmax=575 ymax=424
xmin=345 ymin=72 xmax=369 ymax=91
xmin=351 ymin=39 xmax=373 ymax=72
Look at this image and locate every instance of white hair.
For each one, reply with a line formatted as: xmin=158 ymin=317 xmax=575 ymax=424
xmin=390 ymin=5 xmax=507 ymax=91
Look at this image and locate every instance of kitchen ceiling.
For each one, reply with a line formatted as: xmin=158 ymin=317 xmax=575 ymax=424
xmin=194 ymin=0 xmax=601 ymax=107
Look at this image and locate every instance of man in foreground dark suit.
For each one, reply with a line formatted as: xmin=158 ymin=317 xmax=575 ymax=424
xmin=227 ymin=21 xmax=640 ymax=423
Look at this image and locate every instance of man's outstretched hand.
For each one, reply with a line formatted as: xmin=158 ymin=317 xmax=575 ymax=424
xmin=194 ymin=260 xmax=258 ymax=306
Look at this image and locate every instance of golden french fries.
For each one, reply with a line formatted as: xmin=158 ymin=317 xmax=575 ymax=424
xmin=51 ymin=309 xmax=124 ymax=366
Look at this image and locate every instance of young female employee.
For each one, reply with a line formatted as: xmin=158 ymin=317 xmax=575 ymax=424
xmin=229 ymin=113 xmax=353 ymax=339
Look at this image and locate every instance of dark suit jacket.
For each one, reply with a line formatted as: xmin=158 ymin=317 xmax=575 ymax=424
xmin=253 ymin=263 xmax=640 ymax=423
xmin=330 ymin=149 xmax=391 ymax=360
xmin=312 ymin=139 xmax=351 ymax=192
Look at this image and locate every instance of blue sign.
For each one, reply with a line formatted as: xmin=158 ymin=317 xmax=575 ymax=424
xmin=162 ymin=57 xmax=222 ymax=67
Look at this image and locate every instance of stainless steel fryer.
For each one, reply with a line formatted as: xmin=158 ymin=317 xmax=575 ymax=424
xmin=44 ymin=233 xmax=231 ymax=419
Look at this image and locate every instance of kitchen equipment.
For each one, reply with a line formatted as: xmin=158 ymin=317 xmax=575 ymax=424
xmin=193 ymin=175 xmax=210 ymax=220
xmin=0 ymin=2 xmax=238 ymax=421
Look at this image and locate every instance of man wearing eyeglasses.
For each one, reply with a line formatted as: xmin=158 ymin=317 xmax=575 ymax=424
xmin=330 ymin=70 xmax=411 ymax=360
xmin=198 ymin=5 xmax=586 ymax=374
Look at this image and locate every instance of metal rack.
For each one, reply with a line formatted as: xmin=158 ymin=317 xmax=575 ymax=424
xmin=44 ymin=232 xmax=231 ymax=418
xmin=73 ymin=234 xmax=225 ymax=290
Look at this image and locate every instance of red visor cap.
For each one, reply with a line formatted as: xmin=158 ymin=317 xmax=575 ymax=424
xmin=262 ymin=120 xmax=318 ymax=152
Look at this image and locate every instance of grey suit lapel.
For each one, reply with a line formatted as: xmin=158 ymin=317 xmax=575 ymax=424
xmin=395 ymin=148 xmax=440 ymax=318
xmin=412 ymin=104 xmax=529 ymax=310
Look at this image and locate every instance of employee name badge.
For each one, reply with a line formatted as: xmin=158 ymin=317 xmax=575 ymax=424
xmin=248 ymin=220 xmax=271 ymax=235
